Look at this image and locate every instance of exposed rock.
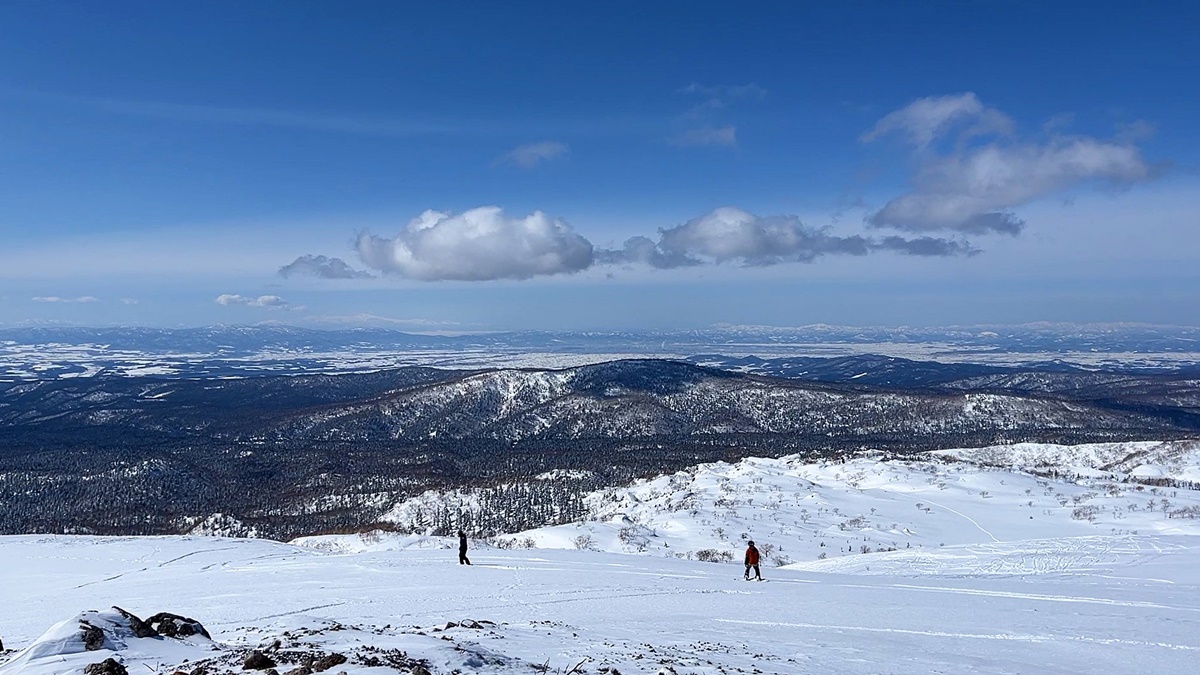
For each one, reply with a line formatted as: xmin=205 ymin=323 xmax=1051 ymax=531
xmin=410 ymin=666 xmax=432 ymax=675
xmin=81 ymin=621 xmax=106 ymax=651
xmin=244 ymin=649 xmax=277 ymax=670
xmin=112 ymin=607 xmax=158 ymax=639
xmin=147 ymin=612 xmax=211 ymax=640
xmin=281 ymin=667 xmax=312 ymax=675
xmin=312 ymin=653 xmax=347 ymax=672
xmin=84 ymin=658 xmax=129 ymax=675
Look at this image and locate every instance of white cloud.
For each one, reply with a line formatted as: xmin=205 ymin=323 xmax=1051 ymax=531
xmin=120 ymin=298 xmax=140 ymax=305
xmin=863 ymin=93 xmax=1152 ymax=234
xmin=860 ymin=92 xmax=1013 ymax=148
xmin=497 ymin=141 xmax=570 ymax=169
xmin=660 ymin=208 xmax=866 ymax=264
xmin=279 ymin=254 xmax=373 ymax=279
xmin=597 ymin=207 xmax=974 ymax=268
xmin=355 ymin=207 xmax=594 ymax=281
xmin=215 ymin=294 xmax=295 ymax=309
xmin=667 ymin=126 xmax=737 ymax=148
xmin=31 ymin=296 xmax=99 ymax=303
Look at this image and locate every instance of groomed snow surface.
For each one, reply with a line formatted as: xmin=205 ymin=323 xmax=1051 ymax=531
xmin=3 ymin=440 xmax=1200 ymax=674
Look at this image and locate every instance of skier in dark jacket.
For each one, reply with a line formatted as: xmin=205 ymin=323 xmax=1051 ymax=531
xmin=458 ymin=530 xmax=471 ymax=565
xmin=744 ymin=540 xmax=762 ymax=580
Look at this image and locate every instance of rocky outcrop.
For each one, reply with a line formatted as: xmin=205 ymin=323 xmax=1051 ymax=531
xmin=312 ymin=653 xmax=347 ymax=672
xmin=112 ymin=608 xmax=157 ymax=639
xmin=80 ymin=621 xmax=106 ymax=651
xmin=243 ymin=650 xmax=277 ymax=670
xmin=0 ymin=608 xmax=218 ymax=675
xmin=147 ymin=612 xmax=211 ymax=640
xmin=274 ymin=653 xmax=347 ymax=675
xmin=83 ymin=658 xmax=129 ymax=675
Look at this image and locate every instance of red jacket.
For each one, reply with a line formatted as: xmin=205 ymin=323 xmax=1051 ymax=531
xmin=745 ymin=545 xmax=759 ymax=565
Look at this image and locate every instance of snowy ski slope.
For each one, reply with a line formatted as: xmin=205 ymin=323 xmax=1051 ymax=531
xmin=3 ymin=440 xmax=1200 ymax=674
xmin=2 ymin=534 xmax=1199 ymax=675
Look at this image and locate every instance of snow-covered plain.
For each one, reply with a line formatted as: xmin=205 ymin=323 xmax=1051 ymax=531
xmin=6 ymin=338 xmax=1200 ymax=381
xmin=4 ymin=441 xmax=1200 ymax=674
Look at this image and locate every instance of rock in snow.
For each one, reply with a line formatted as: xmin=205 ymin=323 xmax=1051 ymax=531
xmin=0 ymin=607 xmax=212 ymax=675
xmin=243 ymin=649 xmax=276 ymax=670
xmin=112 ymin=607 xmax=157 ymax=639
xmin=147 ymin=612 xmax=211 ymax=640
xmin=83 ymin=658 xmax=128 ymax=675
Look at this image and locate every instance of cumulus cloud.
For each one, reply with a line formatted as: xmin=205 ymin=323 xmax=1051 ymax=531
xmin=355 ymin=207 xmax=594 ymax=281
xmin=31 ymin=296 xmax=99 ymax=303
xmin=215 ymin=294 xmax=294 ymax=309
xmin=278 ymin=254 xmax=373 ymax=279
xmin=597 ymin=208 xmax=973 ymax=268
xmin=667 ymin=126 xmax=737 ymax=148
xmin=863 ymin=93 xmax=1152 ymax=235
xmin=293 ymin=206 xmax=975 ymax=283
xmin=497 ymin=141 xmax=570 ymax=169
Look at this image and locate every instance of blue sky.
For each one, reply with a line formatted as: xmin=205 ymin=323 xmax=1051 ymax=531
xmin=1 ymin=0 xmax=1198 ymax=330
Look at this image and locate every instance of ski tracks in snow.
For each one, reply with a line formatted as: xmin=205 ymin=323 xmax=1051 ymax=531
xmin=892 ymin=491 xmax=1001 ymax=543
xmin=72 ymin=546 xmax=242 ymax=588
xmin=716 ymin=618 xmax=1200 ymax=652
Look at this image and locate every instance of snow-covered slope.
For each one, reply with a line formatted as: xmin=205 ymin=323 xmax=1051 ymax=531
xmin=358 ymin=441 xmax=1199 ymax=565
xmin=936 ymin=439 xmax=1200 ymax=484
xmin=2 ymin=534 xmax=1199 ymax=675
xmin=6 ymin=440 xmax=1200 ymax=674
xmin=0 ymin=608 xmax=215 ymax=674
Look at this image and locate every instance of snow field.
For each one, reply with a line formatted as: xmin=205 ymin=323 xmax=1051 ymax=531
xmin=483 ymin=446 xmax=1200 ymax=565
xmin=2 ymin=534 xmax=1200 ymax=674
xmin=6 ymin=440 xmax=1200 ymax=673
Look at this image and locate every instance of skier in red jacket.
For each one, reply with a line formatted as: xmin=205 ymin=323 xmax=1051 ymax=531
xmin=744 ymin=540 xmax=762 ymax=581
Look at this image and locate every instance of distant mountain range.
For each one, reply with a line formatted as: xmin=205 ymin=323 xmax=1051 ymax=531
xmin=2 ymin=358 xmax=1198 ymax=538
xmin=3 ymin=324 xmax=1199 ymax=539
xmin=5 ymin=359 xmax=1196 ymax=444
